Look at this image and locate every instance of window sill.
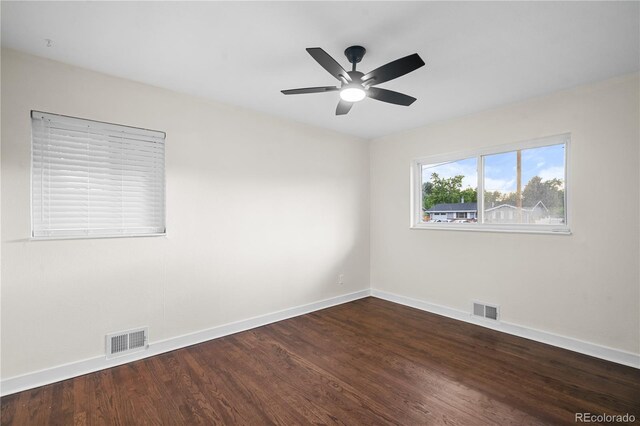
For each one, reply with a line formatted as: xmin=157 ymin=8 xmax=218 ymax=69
xmin=30 ymin=233 xmax=167 ymax=241
xmin=410 ymin=223 xmax=571 ymax=235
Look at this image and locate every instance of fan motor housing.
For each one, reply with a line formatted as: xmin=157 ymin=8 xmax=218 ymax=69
xmin=344 ymin=46 xmax=366 ymax=64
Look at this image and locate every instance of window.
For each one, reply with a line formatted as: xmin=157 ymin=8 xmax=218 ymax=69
xmin=31 ymin=111 xmax=166 ymax=238
xmin=412 ymin=134 xmax=569 ymax=234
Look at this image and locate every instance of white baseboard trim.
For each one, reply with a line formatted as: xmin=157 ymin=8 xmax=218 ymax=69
xmin=371 ymin=289 xmax=640 ymax=369
xmin=1 ymin=289 xmax=371 ymax=396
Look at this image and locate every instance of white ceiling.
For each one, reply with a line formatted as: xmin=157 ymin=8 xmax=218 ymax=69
xmin=2 ymin=1 xmax=639 ymax=139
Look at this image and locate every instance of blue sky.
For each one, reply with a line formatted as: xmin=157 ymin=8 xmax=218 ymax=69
xmin=422 ymin=144 xmax=565 ymax=193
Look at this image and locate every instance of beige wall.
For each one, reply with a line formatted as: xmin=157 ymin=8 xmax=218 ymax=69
xmin=1 ymin=49 xmax=370 ymax=378
xmin=370 ymin=73 xmax=640 ymax=355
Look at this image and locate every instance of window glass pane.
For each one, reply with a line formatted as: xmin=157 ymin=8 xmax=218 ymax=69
xmin=483 ymin=143 xmax=565 ymax=225
xmin=421 ymin=157 xmax=478 ymax=223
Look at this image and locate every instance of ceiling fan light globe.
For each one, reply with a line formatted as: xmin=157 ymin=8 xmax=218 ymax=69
xmin=340 ymin=86 xmax=366 ymax=102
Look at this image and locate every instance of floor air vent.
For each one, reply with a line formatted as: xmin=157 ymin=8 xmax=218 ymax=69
xmin=106 ymin=327 xmax=148 ymax=359
xmin=472 ymin=302 xmax=499 ymax=321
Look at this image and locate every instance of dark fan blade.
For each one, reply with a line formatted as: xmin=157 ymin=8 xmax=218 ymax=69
xmin=362 ymin=53 xmax=425 ymax=86
xmin=367 ymin=87 xmax=417 ymax=106
xmin=336 ymin=100 xmax=353 ymax=115
xmin=281 ymin=86 xmax=339 ymax=95
xmin=306 ymin=48 xmax=351 ymax=82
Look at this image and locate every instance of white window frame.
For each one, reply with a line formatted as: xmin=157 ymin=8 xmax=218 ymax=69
xmin=411 ymin=133 xmax=571 ymax=235
xmin=30 ymin=111 xmax=167 ymax=240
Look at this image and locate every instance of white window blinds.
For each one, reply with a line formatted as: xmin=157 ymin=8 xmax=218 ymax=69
xmin=31 ymin=111 xmax=166 ymax=238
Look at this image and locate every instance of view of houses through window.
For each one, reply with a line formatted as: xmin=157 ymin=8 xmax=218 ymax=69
xmin=421 ymin=142 xmax=566 ymax=226
xmin=422 ymin=157 xmax=479 ymax=223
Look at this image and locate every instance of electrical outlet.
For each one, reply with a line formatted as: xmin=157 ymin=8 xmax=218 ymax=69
xmin=338 ymin=274 xmax=344 ymax=285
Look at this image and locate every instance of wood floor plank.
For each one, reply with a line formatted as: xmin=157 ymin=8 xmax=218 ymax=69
xmin=2 ymin=297 xmax=638 ymax=425
xmin=0 ymin=392 xmax=18 ymax=424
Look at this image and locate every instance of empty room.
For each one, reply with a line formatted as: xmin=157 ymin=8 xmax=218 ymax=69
xmin=1 ymin=1 xmax=639 ymax=425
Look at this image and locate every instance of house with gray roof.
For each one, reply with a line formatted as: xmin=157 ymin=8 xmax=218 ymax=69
xmin=484 ymin=201 xmax=549 ymax=224
xmin=424 ymin=202 xmax=478 ymax=222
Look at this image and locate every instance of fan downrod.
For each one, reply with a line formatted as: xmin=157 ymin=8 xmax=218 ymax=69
xmin=344 ymin=45 xmax=366 ymax=71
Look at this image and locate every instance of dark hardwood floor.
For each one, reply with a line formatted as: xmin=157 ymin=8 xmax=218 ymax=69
xmin=2 ymin=297 xmax=639 ymax=425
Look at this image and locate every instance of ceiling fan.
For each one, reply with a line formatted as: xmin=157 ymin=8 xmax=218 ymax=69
xmin=281 ymin=45 xmax=425 ymax=116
